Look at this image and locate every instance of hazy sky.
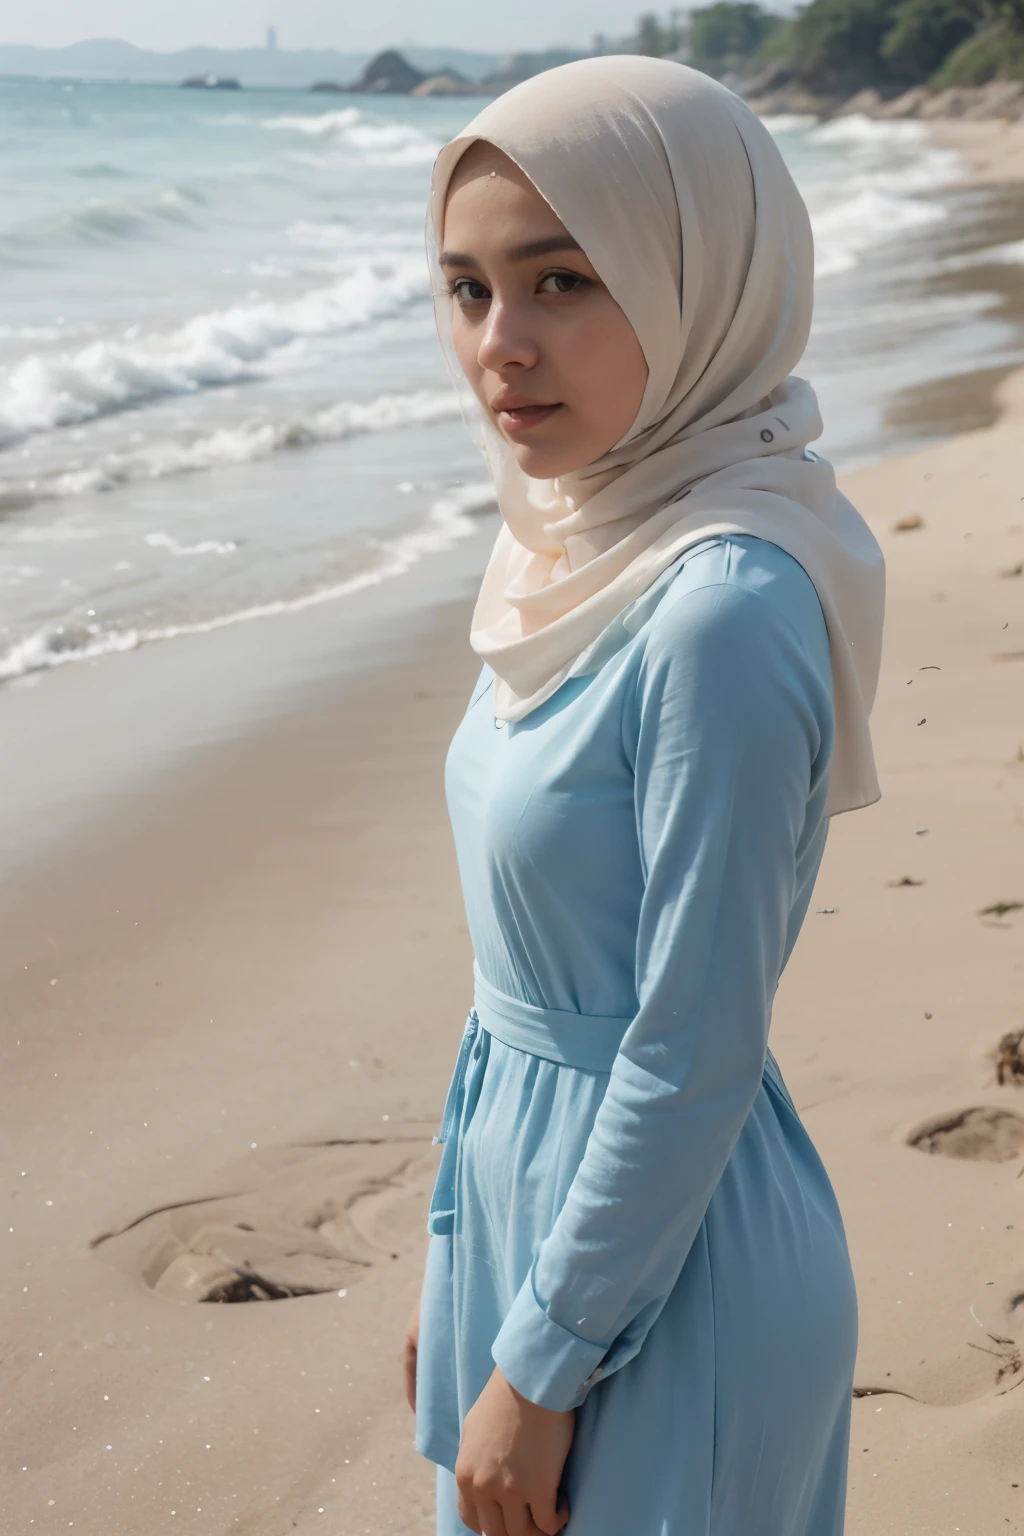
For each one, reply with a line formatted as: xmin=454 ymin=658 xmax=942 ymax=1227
xmin=0 ymin=0 xmax=696 ymax=54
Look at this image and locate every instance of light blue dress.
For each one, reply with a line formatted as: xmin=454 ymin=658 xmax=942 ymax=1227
xmin=416 ymin=535 xmax=858 ymax=1535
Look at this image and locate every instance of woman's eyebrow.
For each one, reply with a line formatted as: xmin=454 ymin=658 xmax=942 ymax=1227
xmin=439 ymin=234 xmax=583 ymax=268
xmin=507 ymin=234 xmax=583 ymax=261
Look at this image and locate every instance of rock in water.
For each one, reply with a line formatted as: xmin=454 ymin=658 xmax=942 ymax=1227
xmin=180 ymin=74 xmax=242 ymax=90
xmin=411 ymin=71 xmax=481 ymax=98
xmin=350 ymin=49 xmax=425 ymax=94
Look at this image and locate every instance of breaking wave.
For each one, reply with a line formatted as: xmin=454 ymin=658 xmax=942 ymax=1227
xmin=0 ymin=388 xmax=461 ymax=510
xmin=0 ymin=260 xmax=431 ymax=447
xmin=813 ymin=186 xmax=947 ymax=279
xmin=262 ymin=106 xmax=440 ymax=164
xmin=786 ymin=114 xmax=961 ymax=280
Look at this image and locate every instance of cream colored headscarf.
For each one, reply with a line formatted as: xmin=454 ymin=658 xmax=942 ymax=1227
xmin=427 ymin=55 xmax=885 ymax=816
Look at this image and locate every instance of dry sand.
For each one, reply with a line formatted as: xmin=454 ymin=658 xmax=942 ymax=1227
xmin=925 ymin=117 xmax=1024 ymax=186
xmin=1 ymin=584 xmax=487 ymax=1536
xmin=779 ymin=367 xmax=1024 ymax=1533
xmin=4 ymin=166 xmax=1024 ymax=1536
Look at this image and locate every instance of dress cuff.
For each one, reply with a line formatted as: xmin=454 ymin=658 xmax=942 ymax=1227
xmin=490 ymin=1272 xmax=609 ymax=1412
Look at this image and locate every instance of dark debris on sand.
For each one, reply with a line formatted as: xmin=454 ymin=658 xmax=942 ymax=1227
xmin=995 ymin=1030 xmax=1024 ymax=1088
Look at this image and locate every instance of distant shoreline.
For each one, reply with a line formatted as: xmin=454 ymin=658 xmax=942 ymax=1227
xmin=0 ymin=38 xmax=504 ymax=91
xmin=5 ymin=55 xmax=1024 ymax=130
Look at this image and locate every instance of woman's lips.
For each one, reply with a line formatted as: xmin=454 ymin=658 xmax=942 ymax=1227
xmin=495 ymin=402 xmax=562 ymax=434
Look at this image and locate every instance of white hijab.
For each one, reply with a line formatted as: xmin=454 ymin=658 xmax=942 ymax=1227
xmin=427 ymin=56 xmax=885 ymax=817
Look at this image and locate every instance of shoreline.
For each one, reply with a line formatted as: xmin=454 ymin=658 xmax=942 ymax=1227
xmin=746 ymin=80 xmax=1024 ymax=184
xmin=921 ymin=117 xmax=1024 ymax=185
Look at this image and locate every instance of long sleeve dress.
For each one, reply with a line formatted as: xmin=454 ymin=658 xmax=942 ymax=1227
xmin=415 ymin=534 xmax=859 ymax=1536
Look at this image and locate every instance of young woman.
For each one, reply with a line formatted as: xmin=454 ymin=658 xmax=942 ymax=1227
xmin=403 ymin=56 xmax=885 ymax=1536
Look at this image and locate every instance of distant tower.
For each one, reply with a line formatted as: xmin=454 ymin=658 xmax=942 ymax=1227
xmin=266 ymin=24 xmax=278 ymax=50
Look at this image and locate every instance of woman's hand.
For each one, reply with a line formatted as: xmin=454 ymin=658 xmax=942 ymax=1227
xmin=455 ymin=1366 xmax=573 ymax=1536
xmin=403 ymin=1296 xmax=421 ymax=1413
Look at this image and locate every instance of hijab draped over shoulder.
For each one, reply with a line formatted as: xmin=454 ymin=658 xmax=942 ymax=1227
xmin=427 ymin=56 xmax=885 ymax=817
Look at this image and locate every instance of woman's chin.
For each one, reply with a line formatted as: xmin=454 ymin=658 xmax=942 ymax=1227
xmin=506 ymin=440 xmax=590 ymax=481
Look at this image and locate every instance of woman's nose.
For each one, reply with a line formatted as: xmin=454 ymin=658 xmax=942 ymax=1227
xmin=476 ymin=299 xmax=539 ymax=374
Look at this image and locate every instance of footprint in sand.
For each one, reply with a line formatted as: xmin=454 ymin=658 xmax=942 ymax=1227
xmin=91 ymin=1136 xmax=436 ymax=1303
xmin=906 ymin=1106 xmax=1024 ymax=1162
xmin=854 ymin=1281 xmax=1024 ymax=1408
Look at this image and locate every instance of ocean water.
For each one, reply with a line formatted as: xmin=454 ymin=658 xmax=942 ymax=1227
xmin=1 ymin=78 xmax=1023 ymax=685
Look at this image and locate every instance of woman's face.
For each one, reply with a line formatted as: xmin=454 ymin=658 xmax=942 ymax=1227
xmin=440 ymin=143 xmax=649 ymax=481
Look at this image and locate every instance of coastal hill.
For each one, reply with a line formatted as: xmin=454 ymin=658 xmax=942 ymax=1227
xmin=5 ymin=5 xmax=1024 ymax=115
xmin=340 ymin=50 xmax=482 ymax=98
xmin=637 ymin=1 xmax=1024 ymax=111
xmin=336 ymin=47 xmax=576 ymax=97
xmin=0 ymin=37 xmax=503 ymax=88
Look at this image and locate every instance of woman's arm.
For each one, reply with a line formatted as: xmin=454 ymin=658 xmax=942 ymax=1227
xmin=488 ymin=575 xmax=831 ymax=1412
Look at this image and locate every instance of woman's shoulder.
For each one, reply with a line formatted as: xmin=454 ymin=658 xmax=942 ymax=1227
xmin=626 ymin=534 xmax=833 ymax=742
xmin=641 ymin=534 xmax=830 ymax=676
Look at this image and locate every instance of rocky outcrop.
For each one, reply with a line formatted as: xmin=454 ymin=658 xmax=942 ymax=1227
xmin=743 ymin=84 xmax=836 ymax=117
xmin=917 ymin=80 xmax=1024 ymax=120
xmin=180 ymin=74 xmax=241 ymax=90
xmin=411 ymin=70 xmax=481 ymax=97
xmin=744 ymin=77 xmax=1024 ymax=123
xmin=350 ymin=49 xmax=425 ymax=94
xmin=737 ymin=60 xmax=836 ymax=117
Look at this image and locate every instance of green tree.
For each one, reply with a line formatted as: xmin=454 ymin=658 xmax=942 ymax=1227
xmin=636 ymin=12 xmax=670 ymax=55
xmin=991 ymin=0 xmax=1024 ymax=29
xmin=880 ymin=0 xmax=984 ymax=78
xmin=785 ymin=0 xmax=904 ymax=86
xmin=688 ymin=3 xmax=784 ymax=72
xmin=773 ymin=0 xmax=1024 ymax=90
xmin=930 ymin=0 xmax=1024 ymax=82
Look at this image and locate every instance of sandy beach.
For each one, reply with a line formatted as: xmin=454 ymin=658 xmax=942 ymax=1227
xmin=3 ymin=119 xmax=1024 ymax=1536
xmin=926 ymin=118 xmax=1024 ymax=186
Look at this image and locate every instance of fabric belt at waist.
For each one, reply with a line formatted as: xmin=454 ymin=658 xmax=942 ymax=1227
xmin=432 ymin=966 xmax=632 ymax=1152
xmin=432 ymin=963 xmax=792 ymax=1150
xmin=472 ymin=962 xmax=631 ymax=1072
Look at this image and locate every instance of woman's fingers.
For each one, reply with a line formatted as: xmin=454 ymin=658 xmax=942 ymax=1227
xmin=455 ymin=1472 xmax=482 ymax=1534
xmin=455 ymin=1369 xmax=574 ymax=1535
xmin=459 ymin=1487 xmax=560 ymax=1536
xmin=507 ymin=1500 xmax=561 ymax=1536
xmin=402 ymin=1296 xmax=421 ymax=1413
xmin=402 ymin=1332 xmax=417 ymax=1413
xmin=474 ymin=1496 xmax=511 ymax=1536
xmin=527 ymin=1492 xmax=569 ymax=1536
xmin=456 ymin=1486 xmax=484 ymax=1534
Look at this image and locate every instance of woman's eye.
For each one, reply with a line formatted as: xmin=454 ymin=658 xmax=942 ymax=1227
xmin=451 ymin=278 xmax=489 ymax=305
xmin=539 ymin=271 xmax=588 ymax=295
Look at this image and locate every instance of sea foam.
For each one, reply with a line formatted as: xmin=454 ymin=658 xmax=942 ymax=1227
xmin=0 ymin=260 xmax=431 ymax=446
xmin=262 ymin=107 xmax=440 ymax=164
xmin=0 ymin=387 xmax=462 ymax=508
xmin=813 ymin=187 xmax=947 ymax=278
xmin=799 ymin=115 xmax=960 ymax=280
